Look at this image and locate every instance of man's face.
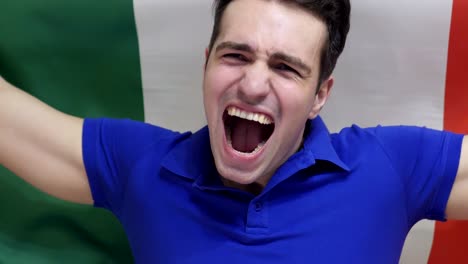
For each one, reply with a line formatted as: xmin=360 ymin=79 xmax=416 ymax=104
xmin=203 ymin=0 xmax=332 ymax=187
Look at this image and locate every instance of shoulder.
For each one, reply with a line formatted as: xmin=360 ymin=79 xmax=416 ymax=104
xmin=331 ymin=124 xmax=462 ymax=165
xmin=83 ymin=117 xmax=192 ymax=165
xmin=331 ymin=124 xmax=447 ymax=145
xmin=329 ymin=124 xmax=430 ymax=159
xmin=84 ymin=118 xmax=182 ymax=140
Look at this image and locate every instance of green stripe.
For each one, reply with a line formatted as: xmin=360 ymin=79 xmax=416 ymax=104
xmin=0 ymin=0 xmax=143 ymax=262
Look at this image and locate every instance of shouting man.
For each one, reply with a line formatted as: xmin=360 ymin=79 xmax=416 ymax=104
xmin=1 ymin=0 xmax=467 ymax=263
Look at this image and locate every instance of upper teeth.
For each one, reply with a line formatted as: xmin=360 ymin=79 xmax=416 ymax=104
xmin=227 ymin=106 xmax=273 ymax=125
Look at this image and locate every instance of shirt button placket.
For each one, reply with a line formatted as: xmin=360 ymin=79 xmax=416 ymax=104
xmin=255 ymin=202 xmax=263 ymax=212
xmin=245 ymin=199 xmax=268 ymax=233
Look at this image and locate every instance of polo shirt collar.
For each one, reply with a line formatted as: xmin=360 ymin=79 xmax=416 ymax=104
xmin=303 ymin=116 xmax=350 ymax=171
xmin=161 ymin=127 xmax=225 ymax=189
xmin=262 ymin=116 xmax=349 ymax=192
xmin=161 ymin=116 xmax=349 ymax=190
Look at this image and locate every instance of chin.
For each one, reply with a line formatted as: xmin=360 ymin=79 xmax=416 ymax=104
xmin=213 ymin=154 xmax=273 ymax=187
xmin=219 ymin=167 xmax=260 ymax=185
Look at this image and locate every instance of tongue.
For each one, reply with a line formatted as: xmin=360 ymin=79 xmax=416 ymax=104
xmin=231 ymin=118 xmax=263 ymax=153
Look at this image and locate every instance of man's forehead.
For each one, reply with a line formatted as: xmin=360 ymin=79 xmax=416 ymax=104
xmin=216 ymin=0 xmax=328 ymax=57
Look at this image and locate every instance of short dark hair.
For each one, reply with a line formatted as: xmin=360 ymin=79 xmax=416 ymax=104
xmin=208 ymin=0 xmax=351 ymax=85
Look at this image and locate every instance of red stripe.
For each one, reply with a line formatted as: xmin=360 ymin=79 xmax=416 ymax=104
xmin=428 ymin=0 xmax=468 ymax=263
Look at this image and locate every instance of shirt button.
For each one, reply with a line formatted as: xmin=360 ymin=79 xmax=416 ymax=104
xmin=255 ymin=202 xmax=263 ymax=212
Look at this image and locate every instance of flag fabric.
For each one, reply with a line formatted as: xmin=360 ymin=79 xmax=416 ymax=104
xmin=0 ymin=0 xmax=141 ymax=262
xmin=0 ymin=0 xmax=467 ymax=263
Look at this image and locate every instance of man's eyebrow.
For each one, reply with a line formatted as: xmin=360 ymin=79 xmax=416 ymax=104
xmin=215 ymin=41 xmax=312 ymax=75
xmin=271 ymin=52 xmax=312 ymax=75
xmin=215 ymin=41 xmax=253 ymax=53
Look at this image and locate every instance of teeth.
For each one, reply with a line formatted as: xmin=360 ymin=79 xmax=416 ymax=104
xmin=252 ymin=141 xmax=266 ymax=154
xmin=227 ymin=136 xmax=266 ymax=155
xmin=235 ymin=108 xmax=241 ymax=117
xmin=226 ymin=106 xmax=273 ymax=125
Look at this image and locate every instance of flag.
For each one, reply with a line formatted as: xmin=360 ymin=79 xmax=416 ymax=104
xmin=0 ymin=0 xmax=141 ymax=262
xmin=0 ymin=0 xmax=467 ymax=263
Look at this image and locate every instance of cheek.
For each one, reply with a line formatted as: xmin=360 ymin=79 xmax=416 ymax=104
xmin=203 ymin=66 xmax=240 ymax=118
xmin=275 ymin=82 xmax=316 ymax=117
xmin=205 ymin=65 xmax=242 ymax=94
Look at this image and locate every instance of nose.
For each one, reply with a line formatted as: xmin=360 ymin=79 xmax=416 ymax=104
xmin=238 ymin=62 xmax=271 ymax=104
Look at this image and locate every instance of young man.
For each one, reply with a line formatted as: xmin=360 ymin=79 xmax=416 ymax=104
xmin=0 ymin=0 xmax=467 ymax=263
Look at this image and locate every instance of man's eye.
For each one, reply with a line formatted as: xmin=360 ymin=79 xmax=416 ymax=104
xmin=223 ymin=53 xmax=248 ymax=61
xmin=274 ymin=64 xmax=300 ymax=76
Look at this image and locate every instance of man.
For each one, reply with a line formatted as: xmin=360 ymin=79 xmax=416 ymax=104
xmin=0 ymin=0 xmax=467 ymax=263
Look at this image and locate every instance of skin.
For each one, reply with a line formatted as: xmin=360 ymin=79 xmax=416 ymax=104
xmin=203 ymin=0 xmax=333 ymax=191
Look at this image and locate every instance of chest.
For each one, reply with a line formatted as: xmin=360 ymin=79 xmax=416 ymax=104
xmin=120 ymin=163 xmax=410 ymax=264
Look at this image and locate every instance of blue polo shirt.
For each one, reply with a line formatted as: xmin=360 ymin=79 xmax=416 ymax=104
xmin=83 ymin=116 xmax=463 ymax=264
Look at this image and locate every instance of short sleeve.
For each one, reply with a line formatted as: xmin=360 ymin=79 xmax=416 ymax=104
xmin=82 ymin=118 xmax=180 ymax=215
xmin=368 ymin=126 xmax=463 ymax=223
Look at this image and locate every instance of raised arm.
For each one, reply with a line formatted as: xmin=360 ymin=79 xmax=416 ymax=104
xmin=0 ymin=77 xmax=92 ymax=204
xmin=445 ymin=136 xmax=468 ymax=219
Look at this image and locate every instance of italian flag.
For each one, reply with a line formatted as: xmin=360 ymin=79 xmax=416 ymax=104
xmin=0 ymin=0 xmax=466 ymax=263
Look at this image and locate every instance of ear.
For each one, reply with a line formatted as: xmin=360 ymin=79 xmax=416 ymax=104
xmin=308 ymin=76 xmax=334 ymax=119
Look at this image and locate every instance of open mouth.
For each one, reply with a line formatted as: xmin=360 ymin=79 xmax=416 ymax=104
xmin=223 ymin=106 xmax=275 ymax=154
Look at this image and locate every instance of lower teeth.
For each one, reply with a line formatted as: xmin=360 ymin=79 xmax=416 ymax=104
xmin=251 ymin=142 xmax=265 ymax=154
xmin=225 ymin=127 xmax=266 ymax=155
xmin=227 ymin=138 xmax=265 ymax=155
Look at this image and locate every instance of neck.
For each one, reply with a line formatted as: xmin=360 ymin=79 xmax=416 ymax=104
xmin=221 ymin=178 xmax=264 ymax=196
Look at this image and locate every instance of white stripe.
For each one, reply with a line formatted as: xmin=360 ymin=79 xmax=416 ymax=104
xmin=134 ymin=0 xmax=453 ymax=263
xmin=134 ymin=0 xmax=212 ymax=131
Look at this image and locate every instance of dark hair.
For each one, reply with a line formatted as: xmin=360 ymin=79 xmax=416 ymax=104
xmin=208 ymin=0 xmax=351 ymax=85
